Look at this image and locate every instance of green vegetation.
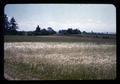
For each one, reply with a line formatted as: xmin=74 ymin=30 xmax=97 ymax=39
xmin=4 ymin=60 xmax=116 ymax=80
xmin=4 ymin=35 xmax=115 ymax=44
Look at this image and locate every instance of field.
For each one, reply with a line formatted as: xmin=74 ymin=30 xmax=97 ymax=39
xmin=4 ymin=35 xmax=116 ymax=80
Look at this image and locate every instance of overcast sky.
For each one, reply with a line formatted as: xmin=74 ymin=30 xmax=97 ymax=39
xmin=5 ymin=4 xmax=116 ymax=33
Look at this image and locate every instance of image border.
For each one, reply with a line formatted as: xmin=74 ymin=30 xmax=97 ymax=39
xmin=0 ymin=0 xmax=119 ymax=81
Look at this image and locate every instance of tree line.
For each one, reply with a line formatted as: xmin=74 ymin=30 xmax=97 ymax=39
xmin=4 ymin=15 xmax=84 ymax=35
xmin=4 ymin=14 xmax=116 ymax=38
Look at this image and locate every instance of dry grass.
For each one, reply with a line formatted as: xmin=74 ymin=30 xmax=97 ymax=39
xmin=4 ymin=42 xmax=116 ymax=80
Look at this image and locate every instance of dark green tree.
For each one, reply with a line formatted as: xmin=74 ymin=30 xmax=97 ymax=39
xmin=59 ymin=30 xmax=67 ymax=35
xmin=4 ymin=14 xmax=10 ymax=34
xmin=35 ymin=25 xmax=41 ymax=32
xmin=34 ymin=25 xmax=41 ymax=35
xmin=73 ymin=29 xmax=81 ymax=34
xmin=47 ymin=27 xmax=56 ymax=35
xmin=41 ymin=29 xmax=49 ymax=35
xmin=83 ymin=31 xmax=87 ymax=34
xmin=9 ymin=17 xmax=18 ymax=35
xmin=67 ymin=28 xmax=73 ymax=34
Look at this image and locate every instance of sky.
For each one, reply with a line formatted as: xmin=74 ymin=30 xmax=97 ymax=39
xmin=4 ymin=4 xmax=116 ymax=33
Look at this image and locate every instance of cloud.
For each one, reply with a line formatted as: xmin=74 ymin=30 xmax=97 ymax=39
xmin=17 ymin=19 xmax=116 ymax=32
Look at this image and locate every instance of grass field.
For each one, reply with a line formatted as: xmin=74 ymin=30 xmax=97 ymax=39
xmin=4 ymin=35 xmax=115 ymax=44
xmin=4 ymin=35 xmax=116 ymax=80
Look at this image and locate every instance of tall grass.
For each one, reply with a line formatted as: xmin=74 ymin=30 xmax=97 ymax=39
xmin=4 ymin=42 xmax=116 ymax=80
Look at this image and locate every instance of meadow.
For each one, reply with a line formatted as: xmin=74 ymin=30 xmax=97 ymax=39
xmin=4 ymin=35 xmax=116 ymax=80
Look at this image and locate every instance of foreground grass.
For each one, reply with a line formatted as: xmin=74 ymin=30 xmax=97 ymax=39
xmin=4 ymin=42 xmax=116 ymax=80
xmin=4 ymin=60 xmax=116 ymax=80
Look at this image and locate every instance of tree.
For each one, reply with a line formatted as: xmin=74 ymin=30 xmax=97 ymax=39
xmin=47 ymin=27 xmax=56 ymax=35
xmin=59 ymin=30 xmax=67 ymax=35
xmin=35 ymin=25 xmax=41 ymax=32
xmin=4 ymin=14 xmax=10 ymax=34
xmin=9 ymin=17 xmax=18 ymax=34
xmin=4 ymin=15 xmax=19 ymax=35
xmin=91 ymin=30 xmax=94 ymax=34
xmin=67 ymin=28 xmax=73 ymax=34
xmin=41 ymin=29 xmax=49 ymax=35
xmin=34 ymin=25 xmax=41 ymax=35
xmin=83 ymin=31 xmax=87 ymax=34
xmin=73 ymin=29 xmax=81 ymax=34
